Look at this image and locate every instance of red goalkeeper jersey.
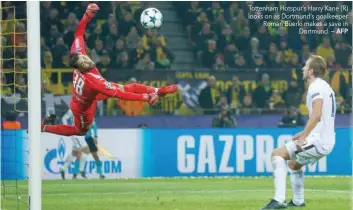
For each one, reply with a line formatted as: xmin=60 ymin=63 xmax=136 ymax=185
xmin=69 ymin=14 xmax=146 ymax=115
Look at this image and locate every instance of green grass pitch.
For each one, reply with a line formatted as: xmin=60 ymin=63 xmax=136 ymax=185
xmin=1 ymin=177 xmax=351 ymax=210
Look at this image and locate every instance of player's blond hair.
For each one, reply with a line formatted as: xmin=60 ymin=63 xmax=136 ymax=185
xmin=308 ymin=55 xmax=327 ymax=77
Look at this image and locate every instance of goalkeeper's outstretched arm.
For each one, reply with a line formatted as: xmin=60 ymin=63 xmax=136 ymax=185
xmin=72 ymin=3 xmax=99 ymax=55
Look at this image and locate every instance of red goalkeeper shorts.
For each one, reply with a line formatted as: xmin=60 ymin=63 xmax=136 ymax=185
xmin=71 ymin=102 xmax=97 ymax=134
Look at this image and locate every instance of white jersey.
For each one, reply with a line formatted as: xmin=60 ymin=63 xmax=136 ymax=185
xmin=62 ymin=109 xmax=74 ymax=125
xmin=306 ymin=78 xmax=336 ymax=154
xmin=62 ymin=109 xmax=86 ymax=150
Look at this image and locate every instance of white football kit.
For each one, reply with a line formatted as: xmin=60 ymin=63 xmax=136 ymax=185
xmin=62 ymin=109 xmax=86 ymax=151
xmin=285 ymin=78 xmax=336 ymax=165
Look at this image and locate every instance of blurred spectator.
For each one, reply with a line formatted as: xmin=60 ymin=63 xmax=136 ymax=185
xmin=215 ymin=96 xmax=229 ymax=110
xmin=299 ymin=43 xmax=312 ymax=64
xmin=230 ymin=9 xmax=248 ymax=36
xmin=226 ymin=2 xmax=239 ymax=21
xmin=218 ymin=24 xmax=235 ymax=51
xmin=211 ymin=10 xmax=227 ymax=36
xmin=278 ymin=107 xmax=305 ymax=128
xmin=266 ymin=42 xmax=279 ymax=67
xmin=44 ymin=8 xmax=63 ymax=37
xmin=255 ymin=25 xmax=272 ymax=51
xmin=214 ymin=54 xmax=226 ymax=70
xmin=334 ymin=42 xmax=351 ymax=67
xmin=241 ymin=94 xmax=256 ymax=114
xmin=115 ymin=52 xmax=131 ymax=70
xmin=288 ymin=53 xmax=300 ymax=69
xmin=196 ymin=23 xmax=216 ymax=53
xmin=154 ymin=37 xmax=175 ymax=69
xmin=316 ymin=36 xmax=334 ymax=61
xmin=15 ymin=75 xmax=27 ymax=96
xmin=279 ymin=39 xmax=294 ymax=64
xmin=224 ymin=43 xmax=238 ymax=66
xmin=96 ymin=51 xmax=116 ymax=77
xmin=119 ymin=12 xmax=136 ymax=37
xmin=91 ymin=40 xmax=105 ymax=63
xmin=105 ymin=23 xmax=122 ymax=52
xmin=111 ymin=39 xmax=127 ymax=60
xmin=199 ymin=75 xmax=222 ymax=114
xmin=11 ymin=23 xmax=27 ymax=46
xmin=253 ymin=73 xmax=272 ymax=108
xmin=48 ymin=25 xmax=62 ymax=48
xmin=40 ymin=1 xmax=52 ymax=20
xmin=42 ymin=50 xmax=53 ymax=69
xmin=87 ymin=25 xmax=104 ymax=49
xmin=283 ymin=79 xmax=302 ymax=108
xmin=326 ymin=54 xmax=335 ymax=69
xmin=235 ymin=26 xmax=251 ymax=52
xmin=207 ymin=2 xmax=224 ymax=22
xmin=129 ymin=39 xmax=147 ymax=67
xmin=125 ymin=27 xmax=141 ymax=50
xmin=65 ymin=12 xmax=78 ymax=34
xmin=52 ymin=37 xmax=69 ymax=67
xmin=54 ymin=52 xmax=71 ymax=69
xmin=41 ymin=37 xmax=50 ymax=53
xmin=201 ymin=39 xmax=217 ymax=68
xmin=231 ymin=53 xmax=247 ymax=68
xmin=190 ymin=11 xmax=209 ymax=46
xmin=135 ymin=53 xmax=155 ymax=70
xmin=185 ymin=1 xmax=203 ymax=28
xmin=267 ymin=89 xmax=286 ymax=111
xmin=211 ymin=106 xmax=236 ymax=128
xmin=253 ymin=54 xmax=266 ymax=68
xmin=102 ymin=14 xmax=119 ymax=36
xmin=15 ymin=42 xmax=27 ymax=61
xmin=143 ymin=30 xmax=167 ymax=50
xmin=227 ymin=75 xmax=246 ymax=109
xmin=0 ymin=73 xmax=12 ymax=96
xmin=115 ymin=2 xmax=132 ymax=23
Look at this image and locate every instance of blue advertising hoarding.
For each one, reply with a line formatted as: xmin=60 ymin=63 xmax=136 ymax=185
xmin=142 ymin=128 xmax=352 ymax=177
xmin=1 ymin=128 xmax=351 ymax=180
xmin=1 ymin=130 xmax=28 ymax=180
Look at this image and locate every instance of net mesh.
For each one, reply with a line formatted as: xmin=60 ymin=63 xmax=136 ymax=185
xmin=1 ymin=2 xmax=29 ymax=210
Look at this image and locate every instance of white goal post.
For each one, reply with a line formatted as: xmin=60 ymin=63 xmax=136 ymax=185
xmin=27 ymin=1 xmax=42 ymax=210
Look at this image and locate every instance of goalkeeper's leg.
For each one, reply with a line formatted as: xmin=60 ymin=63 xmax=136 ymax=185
xmin=124 ymin=83 xmax=178 ymax=96
xmin=95 ymin=83 xmax=178 ymax=101
xmin=42 ymin=124 xmax=83 ymax=136
xmin=41 ymin=114 xmax=91 ymax=136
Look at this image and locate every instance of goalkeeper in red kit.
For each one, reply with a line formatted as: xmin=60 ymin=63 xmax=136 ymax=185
xmin=42 ymin=4 xmax=178 ymax=137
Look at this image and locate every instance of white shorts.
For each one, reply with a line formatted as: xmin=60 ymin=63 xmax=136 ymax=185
xmin=71 ymin=137 xmax=86 ymax=151
xmin=285 ymin=135 xmax=330 ymax=166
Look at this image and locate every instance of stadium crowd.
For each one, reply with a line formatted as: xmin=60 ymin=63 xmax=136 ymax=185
xmin=174 ymin=1 xmax=352 ymax=70
xmin=0 ymin=1 xmax=352 ymax=120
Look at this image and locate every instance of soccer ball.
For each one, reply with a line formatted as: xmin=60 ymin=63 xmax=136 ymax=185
xmin=140 ymin=8 xmax=163 ymax=29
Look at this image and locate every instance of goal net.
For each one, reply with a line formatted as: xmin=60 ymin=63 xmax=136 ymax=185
xmin=1 ymin=2 xmax=31 ymax=210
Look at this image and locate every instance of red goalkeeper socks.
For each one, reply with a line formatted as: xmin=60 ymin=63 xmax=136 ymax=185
xmin=124 ymin=83 xmax=156 ymax=94
xmin=42 ymin=125 xmax=81 ymax=136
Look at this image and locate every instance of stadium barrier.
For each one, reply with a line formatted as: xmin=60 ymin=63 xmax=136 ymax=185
xmin=1 ymin=128 xmax=351 ymax=180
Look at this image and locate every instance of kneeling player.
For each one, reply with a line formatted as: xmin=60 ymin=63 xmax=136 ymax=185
xmin=261 ymin=55 xmax=336 ymax=209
